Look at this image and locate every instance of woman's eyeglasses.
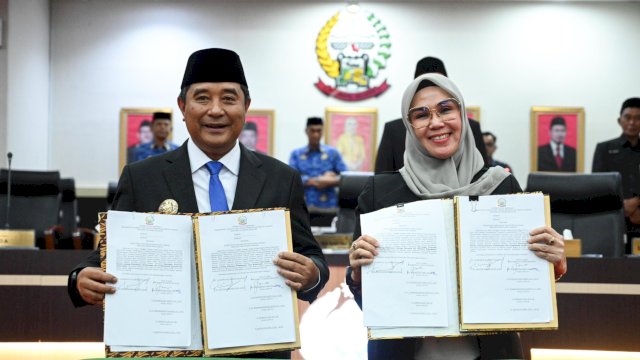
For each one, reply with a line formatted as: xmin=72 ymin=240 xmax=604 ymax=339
xmin=407 ymin=98 xmax=461 ymax=129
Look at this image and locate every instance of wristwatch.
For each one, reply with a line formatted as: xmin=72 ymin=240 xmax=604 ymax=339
xmin=67 ymin=268 xmax=84 ymax=306
xmin=345 ymin=266 xmax=361 ymax=290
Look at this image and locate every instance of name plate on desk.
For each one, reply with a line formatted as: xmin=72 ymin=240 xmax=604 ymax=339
xmin=315 ymin=233 xmax=352 ymax=250
xmin=564 ymin=239 xmax=582 ymax=258
xmin=632 ymin=237 xmax=640 ymax=256
xmin=0 ymin=229 xmax=36 ymax=248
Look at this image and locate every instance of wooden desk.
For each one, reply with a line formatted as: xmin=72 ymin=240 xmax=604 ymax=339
xmin=520 ymin=257 xmax=640 ymax=358
xmin=0 ymin=250 xmax=102 ymax=341
xmin=3 ymin=251 xmax=638 ymax=360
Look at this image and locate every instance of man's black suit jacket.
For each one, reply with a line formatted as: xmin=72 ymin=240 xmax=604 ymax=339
xmin=374 ymin=118 xmax=489 ymax=173
xmin=537 ymin=144 xmax=577 ymax=172
xmin=70 ymin=142 xmax=329 ymax=305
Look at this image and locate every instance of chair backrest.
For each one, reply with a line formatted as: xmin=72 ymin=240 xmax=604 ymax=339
xmin=336 ymin=172 xmax=372 ymax=233
xmin=107 ymin=181 xmax=118 ymax=210
xmin=525 ymin=172 xmax=625 ymax=257
xmin=0 ymin=169 xmax=61 ymax=245
xmin=58 ymin=178 xmax=78 ymax=238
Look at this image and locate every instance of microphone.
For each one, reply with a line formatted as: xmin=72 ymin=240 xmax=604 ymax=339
xmin=5 ymin=152 xmax=12 ymax=229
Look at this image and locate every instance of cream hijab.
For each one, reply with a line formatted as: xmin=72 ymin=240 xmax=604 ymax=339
xmin=399 ymin=73 xmax=509 ymax=199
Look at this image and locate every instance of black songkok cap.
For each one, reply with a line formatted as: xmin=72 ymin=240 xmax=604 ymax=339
xmin=181 ymin=48 xmax=248 ymax=89
xmin=550 ymin=116 xmax=567 ymax=128
xmin=416 ymin=80 xmax=438 ymax=93
xmin=152 ymin=112 xmax=171 ymax=122
xmin=243 ymin=121 xmax=258 ymax=132
xmin=414 ymin=56 xmax=448 ymax=79
xmin=620 ymin=97 xmax=640 ymax=115
xmin=307 ymin=117 xmax=323 ymax=126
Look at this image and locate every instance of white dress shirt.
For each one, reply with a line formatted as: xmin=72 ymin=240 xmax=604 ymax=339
xmin=550 ymin=140 xmax=565 ymax=158
xmin=187 ymin=139 xmax=241 ymax=212
xmin=187 ymin=138 xmax=321 ymax=292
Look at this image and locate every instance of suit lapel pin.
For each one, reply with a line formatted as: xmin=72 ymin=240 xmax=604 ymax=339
xmin=158 ymin=199 xmax=179 ymax=214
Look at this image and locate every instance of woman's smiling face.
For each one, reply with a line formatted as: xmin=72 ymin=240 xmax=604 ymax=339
xmin=408 ymin=86 xmax=463 ymax=160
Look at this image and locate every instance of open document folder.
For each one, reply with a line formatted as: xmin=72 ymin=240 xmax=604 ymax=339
xmin=360 ymin=193 xmax=558 ymax=340
xmin=100 ymin=209 xmax=300 ymax=357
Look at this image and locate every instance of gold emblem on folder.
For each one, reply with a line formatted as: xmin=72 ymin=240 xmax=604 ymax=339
xmin=158 ymin=199 xmax=179 ymax=214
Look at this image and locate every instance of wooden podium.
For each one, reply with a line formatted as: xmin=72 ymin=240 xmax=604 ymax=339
xmin=0 ymin=229 xmax=35 ymax=248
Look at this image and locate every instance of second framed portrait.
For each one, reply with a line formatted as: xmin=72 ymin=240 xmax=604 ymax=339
xmin=530 ymin=107 xmax=585 ymax=173
xmin=119 ymin=107 xmax=174 ymax=171
xmin=242 ymin=110 xmax=275 ymax=156
xmin=466 ymin=106 xmax=481 ymax=122
xmin=324 ymin=107 xmax=378 ymax=172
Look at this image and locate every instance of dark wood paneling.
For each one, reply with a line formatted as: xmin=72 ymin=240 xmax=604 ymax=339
xmin=519 ymin=257 xmax=640 ymax=359
xmin=3 ymin=250 xmax=639 ymax=357
xmin=0 ymin=250 xmax=103 ymax=341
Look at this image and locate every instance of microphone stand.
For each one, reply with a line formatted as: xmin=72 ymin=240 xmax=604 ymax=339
xmin=4 ymin=152 xmax=11 ymax=229
xmin=0 ymin=153 xmax=35 ymax=248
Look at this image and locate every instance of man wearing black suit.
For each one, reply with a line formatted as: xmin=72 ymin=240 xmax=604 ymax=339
xmin=374 ymin=57 xmax=488 ymax=173
xmin=592 ymin=97 xmax=640 ymax=252
xmin=537 ymin=116 xmax=577 ymax=172
xmin=68 ymin=50 xmax=329 ymax=352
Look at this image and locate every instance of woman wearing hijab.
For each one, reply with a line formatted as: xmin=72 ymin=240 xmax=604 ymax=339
xmin=347 ymin=73 xmax=567 ymax=360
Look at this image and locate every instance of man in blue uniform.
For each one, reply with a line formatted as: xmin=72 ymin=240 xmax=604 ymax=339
xmin=239 ymin=121 xmax=260 ymax=153
xmin=126 ymin=120 xmax=152 ymax=163
xmin=289 ymin=117 xmax=347 ymax=208
xmin=132 ymin=112 xmax=179 ymax=161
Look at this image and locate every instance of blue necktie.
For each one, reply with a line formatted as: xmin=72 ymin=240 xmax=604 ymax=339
xmin=206 ymin=161 xmax=229 ymax=211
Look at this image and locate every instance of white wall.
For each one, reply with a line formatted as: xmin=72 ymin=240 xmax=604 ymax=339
xmin=46 ymin=0 xmax=640 ymax=188
xmin=0 ymin=0 xmax=8 ymax=162
xmin=6 ymin=0 xmax=50 ymax=170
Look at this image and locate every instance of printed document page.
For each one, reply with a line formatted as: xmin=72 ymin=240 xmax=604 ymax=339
xmin=367 ymin=200 xmax=466 ymax=338
xmin=104 ymin=211 xmax=193 ymax=347
xmin=361 ymin=199 xmax=451 ymax=328
xmin=196 ymin=210 xmax=296 ymax=350
xmin=457 ymin=194 xmax=553 ymax=324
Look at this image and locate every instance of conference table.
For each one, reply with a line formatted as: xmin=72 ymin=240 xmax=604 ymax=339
xmin=1 ymin=250 xmax=639 ymax=360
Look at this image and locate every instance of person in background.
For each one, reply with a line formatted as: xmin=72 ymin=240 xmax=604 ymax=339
xmin=239 ymin=121 xmax=260 ymax=152
xmin=289 ymin=117 xmax=347 ymax=209
xmin=483 ymin=131 xmax=513 ymax=173
xmin=537 ymin=116 xmax=577 ymax=172
xmin=132 ymin=112 xmax=179 ymax=162
xmin=348 ymin=73 xmax=567 ymax=360
xmin=375 ymin=56 xmax=488 ymax=173
xmin=69 ymin=49 xmax=329 ymax=358
xmin=126 ymin=120 xmax=152 ymax=163
xmin=592 ymin=97 xmax=640 ymax=252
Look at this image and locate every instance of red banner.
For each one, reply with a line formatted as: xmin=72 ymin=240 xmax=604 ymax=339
xmin=315 ymin=79 xmax=390 ymax=101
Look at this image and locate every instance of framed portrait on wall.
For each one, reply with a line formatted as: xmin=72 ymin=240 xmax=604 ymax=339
xmin=324 ymin=107 xmax=378 ymax=172
xmin=466 ymin=106 xmax=481 ymax=122
xmin=242 ymin=110 xmax=275 ymax=156
xmin=119 ymin=107 xmax=173 ymax=171
xmin=530 ymin=107 xmax=585 ymax=173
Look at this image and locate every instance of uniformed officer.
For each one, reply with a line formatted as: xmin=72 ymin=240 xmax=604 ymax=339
xmin=289 ymin=117 xmax=347 ymax=208
xmin=132 ymin=112 xmax=179 ymax=161
xmin=592 ymin=97 xmax=640 ymax=252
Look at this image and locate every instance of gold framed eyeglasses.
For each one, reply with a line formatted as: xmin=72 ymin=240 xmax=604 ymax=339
xmin=407 ymin=98 xmax=461 ymax=129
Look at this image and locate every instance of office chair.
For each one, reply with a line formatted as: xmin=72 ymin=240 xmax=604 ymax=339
xmin=44 ymin=178 xmax=96 ymax=249
xmin=0 ymin=169 xmax=61 ymax=249
xmin=107 ymin=181 xmax=118 ymax=210
xmin=525 ymin=172 xmax=625 ymax=257
xmin=335 ymin=172 xmax=372 ymax=233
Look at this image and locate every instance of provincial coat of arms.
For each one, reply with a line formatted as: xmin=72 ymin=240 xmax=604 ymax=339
xmin=315 ymin=7 xmax=391 ymax=101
